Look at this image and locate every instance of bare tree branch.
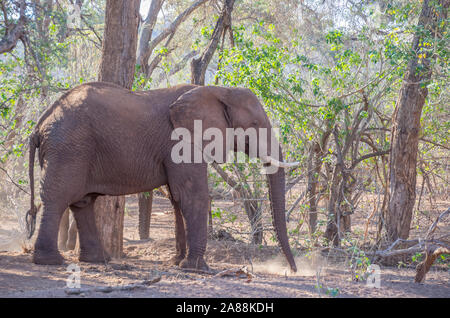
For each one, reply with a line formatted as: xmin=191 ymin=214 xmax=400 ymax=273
xmin=137 ymin=0 xmax=164 ymax=68
xmin=350 ymin=149 xmax=390 ymax=170
xmin=156 ymin=49 xmax=199 ymax=84
xmin=138 ymin=0 xmax=210 ymax=75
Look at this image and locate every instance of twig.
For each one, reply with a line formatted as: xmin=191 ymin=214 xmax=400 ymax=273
xmin=213 ymin=266 xmax=255 ymax=283
xmin=0 ymin=166 xmax=30 ymax=194
xmin=363 ymin=197 xmax=378 ymax=243
xmin=420 ymin=137 xmax=450 ymax=150
xmin=64 ymin=276 xmax=161 ymax=295
xmin=425 ymin=207 xmax=450 ymax=240
xmin=286 ymin=190 xmax=306 ymax=221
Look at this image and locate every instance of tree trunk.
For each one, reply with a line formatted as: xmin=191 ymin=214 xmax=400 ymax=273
xmin=94 ymin=197 xmax=125 ymax=258
xmin=306 ymin=129 xmax=331 ymax=234
xmin=96 ymin=0 xmax=141 ymax=259
xmin=324 ymin=163 xmax=341 ymax=247
xmin=138 ymin=192 xmax=153 ymax=240
xmin=32 ymin=0 xmax=53 ymax=97
xmin=190 ymin=0 xmax=235 ymax=85
xmin=386 ymin=0 xmax=447 ymax=241
xmin=136 ymin=0 xmax=164 ymax=74
xmin=207 ymin=195 xmax=213 ymax=238
xmin=98 ymin=0 xmax=141 ymax=88
xmin=243 ymin=199 xmax=263 ymax=245
xmin=306 ymin=146 xmax=319 ymax=234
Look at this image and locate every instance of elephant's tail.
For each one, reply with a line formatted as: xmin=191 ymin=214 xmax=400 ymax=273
xmin=26 ymin=132 xmax=40 ymax=239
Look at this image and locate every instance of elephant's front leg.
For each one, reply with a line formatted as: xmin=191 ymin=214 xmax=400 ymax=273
xmin=169 ymin=201 xmax=186 ymax=266
xmin=167 ymin=164 xmax=210 ymax=271
xmin=179 ymin=199 xmax=209 ymax=271
xmin=70 ymin=197 xmax=110 ymax=263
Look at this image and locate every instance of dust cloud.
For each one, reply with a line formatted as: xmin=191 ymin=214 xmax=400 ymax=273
xmin=0 ymin=228 xmax=26 ymax=252
xmin=0 ymin=202 xmax=28 ymax=252
xmin=252 ymin=252 xmax=327 ymax=277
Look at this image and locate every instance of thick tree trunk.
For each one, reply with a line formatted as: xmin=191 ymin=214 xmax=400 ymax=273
xmin=94 ymin=197 xmax=125 ymax=258
xmin=96 ymin=0 xmax=141 ymax=259
xmin=98 ymin=0 xmax=140 ymax=89
xmin=138 ymin=192 xmax=153 ymax=240
xmin=386 ymin=0 xmax=447 ymax=241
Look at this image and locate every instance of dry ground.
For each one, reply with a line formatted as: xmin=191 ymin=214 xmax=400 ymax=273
xmin=0 ymin=194 xmax=448 ymax=298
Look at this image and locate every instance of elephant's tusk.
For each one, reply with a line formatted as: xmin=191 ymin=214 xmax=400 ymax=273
xmin=260 ymin=155 xmax=300 ymax=168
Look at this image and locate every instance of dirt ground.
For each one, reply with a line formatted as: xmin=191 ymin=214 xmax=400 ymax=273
xmin=0 ymin=195 xmax=448 ymax=298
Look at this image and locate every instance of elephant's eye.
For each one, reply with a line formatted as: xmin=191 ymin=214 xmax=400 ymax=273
xmin=252 ymin=120 xmax=258 ymax=126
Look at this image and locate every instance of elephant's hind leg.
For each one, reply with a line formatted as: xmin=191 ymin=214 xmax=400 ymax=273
xmin=70 ymin=195 xmax=110 ymax=263
xmin=33 ymin=158 xmax=88 ymax=265
xmin=33 ymin=201 xmax=67 ymax=265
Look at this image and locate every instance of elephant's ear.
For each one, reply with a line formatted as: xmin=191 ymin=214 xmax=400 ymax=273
xmin=169 ymin=86 xmax=233 ymax=135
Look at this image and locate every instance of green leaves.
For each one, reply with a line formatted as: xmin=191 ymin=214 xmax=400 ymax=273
xmin=325 ymin=30 xmax=343 ymax=45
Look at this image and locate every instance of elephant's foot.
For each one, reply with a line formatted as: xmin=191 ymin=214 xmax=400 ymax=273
xmin=179 ymin=255 xmax=210 ymax=272
xmin=169 ymin=253 xmax=186 ymax=266
xmin=33 ymin=250 xmax=65 ymax=265
xmin=79 ymin=249 xmax=110 ymax=264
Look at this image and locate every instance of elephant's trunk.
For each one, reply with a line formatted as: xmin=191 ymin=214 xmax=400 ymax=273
xmin=266 ymin=146 xmax=297 ymax=273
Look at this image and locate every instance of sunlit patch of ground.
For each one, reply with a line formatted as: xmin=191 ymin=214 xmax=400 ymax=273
xmin=0 ymin=193 xmax=448 ymax=298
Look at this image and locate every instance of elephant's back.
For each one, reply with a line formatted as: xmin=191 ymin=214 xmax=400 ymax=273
xmin=37 ymin=82 xmax=150 ymax=136
xmin=37 ymin=82 xmax=198 ymax=132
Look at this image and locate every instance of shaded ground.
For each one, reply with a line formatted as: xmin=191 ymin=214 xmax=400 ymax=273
xmin=0 ymin=195 xmax=448 ymax=298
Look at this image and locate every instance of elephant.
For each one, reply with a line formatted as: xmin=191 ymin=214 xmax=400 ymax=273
xmin=27 ymin=82 xmax=298 ymax=272
xmin=138 ymin=187 xmax=170 ymax=240
xmin=58 ymin=208 xmax=78 ymax=251
xmin=58 ymin=188 xmax=163 ymax=248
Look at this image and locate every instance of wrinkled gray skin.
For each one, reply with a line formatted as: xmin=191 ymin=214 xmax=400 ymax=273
xmin=29 ymin=82 xmax=297 ymax=272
